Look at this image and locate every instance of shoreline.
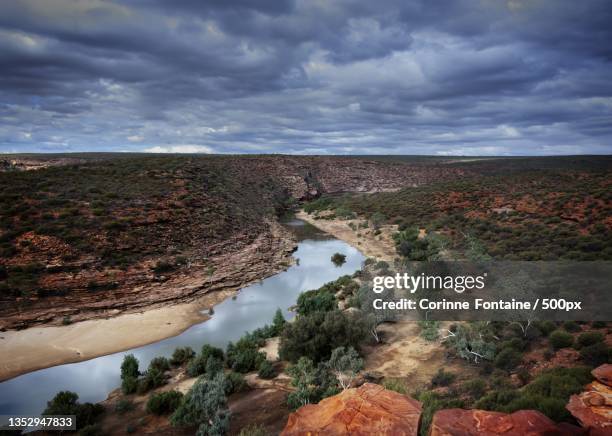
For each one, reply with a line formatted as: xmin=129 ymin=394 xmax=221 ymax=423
xmin=295 ymin=210 xmax=397 ymax=262
xmin=0 ymin=295 xmax=217 ymax=382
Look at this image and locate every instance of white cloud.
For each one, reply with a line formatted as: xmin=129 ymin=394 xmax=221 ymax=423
xmin=143 ymin=144 xmax=214 ymax=154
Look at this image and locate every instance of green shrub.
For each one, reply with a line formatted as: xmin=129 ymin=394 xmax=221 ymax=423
xmin=137 ymin=368 xmax=165 ymax=394
xmin=494 ymin=348 xmax=523 ymax=371
xmin=121 ymin=354 xmax=140 ymax=380
xmin=577 ymin=331 xmax=604 ymax=348
xmin=563 ymin=321 xmax=581 ymax=332
xmin=152 ymin=260 xmax=175 ymax=274
xmin=474 ymin=367 xmax=592 ymax=423
xmin=226 ymin=336 xmax=266 ymax=373
xmin=170 ymin=347 xmax=195 ymax=366
xmin=257 ymin=360 xmax=276 ymax=379
xmin=580 ymin=343 xmax=611 ymax=366
xmin=184 ymin=346 xmax=225 ymax=378
xmin=279 ymin=310 xmax=367 ymax=364
xmin=224 ymin=371 xmax=249 ymax=395
xmin=148 ymin=356 xmax=170 ymax=373
xmin=296 ymin=289 xmax=336 ymax=315
xmin=170 ymin=374 xmax=229 ymax=435
xmin=186 ymin=354 xmax=208 ymax=377
xmin=419 ymin=320 xmax=440 ymax=341
xmin=146 ymin=390 xmax=183 ymax=415
xmin=115 ymin=398 xmax=134 ymax=414
xmin=272 ymin=308 xmax=286 ymax=335
xmin=201 ymin=344 xmax=225 ymax=362
xmin=462 ymin=379 xmax=486 ymax=398
xmin=504 ymin=395 xmax=568 ymax=422
xmin=592 ymin=321 xmax=607 ymax=328
xmin=418 ymin=391 xmax=465 ymax=436
xmin=431 ymin=369 xmax=455 ymax=387
xmin=43 ymin=391 xmax=104 ymax=430
xmin=499 ymin=337 xmax=526 ymax=352
xmin=286 ymin=356 xmax=340 ymax=411
xmin=549 ymin=330 xmax=574 ymax=349
xmin=382 ymin=378 xmax=408 ymax=395
xmin=121 ymin=376 xmax=138 ymax=395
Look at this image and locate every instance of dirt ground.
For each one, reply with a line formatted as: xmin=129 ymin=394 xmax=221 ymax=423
xmin=363 ymin=321 xmax=450 ymax=389
xmin=296 ymin=210 xmax=397 ymax=262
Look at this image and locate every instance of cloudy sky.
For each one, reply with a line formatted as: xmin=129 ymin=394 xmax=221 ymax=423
xmin=1 ymin=0 xmax=611 ymax=155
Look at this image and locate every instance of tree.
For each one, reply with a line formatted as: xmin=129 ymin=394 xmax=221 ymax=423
xmin=442 ymin=323 xmax=496 ymax=364
xmin=286 ymin=356 xmax=341 ymax=410
xmin=43 ymin=391 xmax=104 ymax=430
xmin=226 ymin=336 xmax=266 ymax=373
xmin=121 ymin=354 xmax=140 ymax=379
xmin=296 ymin=289 xmax=336 ymax=315
xmin=258 ymin=360 xmax=276 ymax=379
xmin=171 ymin=373 xmax=230 ymax=436
xmin=549 ymin=330 xmax=574 ymax=350
xmin=356 ymin=282 xmax=398 ymax=342
xmin=137 ymin=367 xmax=165 ymax=393
xmin=326 ymin=347 xmax=363 ymax=390
xmin=331 ymin=252 xmax=347 ymax=267
xmin=286 ymin=357 xmax=318 ymax=410
xmin=394 ymin=228 xmax=445 ymax=261
xmin=146 ymin=391 xmax=183 ymax=415
xmin=149 ymin=356 xmax=170 ymax=373
xmin=121 ymin=354 xmax=140 ymax=394
xmin=279 ymin=310 xmax=367 ymax=363
xmin=272 ymin=308 xmax=286 ymax=335
xmin=170 ymin=346 xmax=196 ymax=366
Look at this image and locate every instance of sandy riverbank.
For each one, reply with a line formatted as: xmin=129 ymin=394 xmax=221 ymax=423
xmin=296 ymin=210 xmax=397 ymax=262
xmin=0 ymin=295 xmax=217 ymax=382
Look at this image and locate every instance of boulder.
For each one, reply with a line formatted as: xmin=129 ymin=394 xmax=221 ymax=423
xmin=281 ymin=383 xmax=421 ymax=435
xmin=592 ymin=364 xmax=612 ymax=387
xmin=429 ymin=408 xmax=584 ymax=435
xmin=566 ymin=364 xmax=612 ymax=435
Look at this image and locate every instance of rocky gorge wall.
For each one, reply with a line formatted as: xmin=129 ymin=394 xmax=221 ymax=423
xmin=1 ymin=155 xmax=466 ymax=329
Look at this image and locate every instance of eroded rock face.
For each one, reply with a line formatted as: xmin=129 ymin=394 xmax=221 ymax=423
xmin=566 ymin=364 xmax=612 ymax=435
xmin=281 ymin=383 xmax=422 ymax=436
xmin=429 ymin=408 xmax=584 ymax=436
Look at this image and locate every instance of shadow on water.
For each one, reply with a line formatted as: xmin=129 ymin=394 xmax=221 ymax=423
xmin=0 ymin=219 xmax=365 ymax=415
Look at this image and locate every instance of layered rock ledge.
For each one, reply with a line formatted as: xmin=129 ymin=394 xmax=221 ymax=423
xmin=567 ymin=364 xmax=612 ymax=436
xmin=281 ymin=383 xmax=422 ymax=436
xmin=429 ymin=409 xmax=583 ymax=435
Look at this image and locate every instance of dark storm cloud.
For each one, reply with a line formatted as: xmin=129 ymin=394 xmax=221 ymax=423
xmin=0 ymin=0 xmax=611 ymax=155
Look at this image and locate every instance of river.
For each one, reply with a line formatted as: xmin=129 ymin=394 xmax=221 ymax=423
xmin=0 ymin=218 xmax=365 ymax=416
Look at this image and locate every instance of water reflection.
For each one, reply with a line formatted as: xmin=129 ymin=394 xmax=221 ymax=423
xmin=0 ymin=220 xmax=364 ymax=415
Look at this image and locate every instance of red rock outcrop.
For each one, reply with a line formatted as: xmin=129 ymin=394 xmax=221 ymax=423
xmin=429 ymin=408 xmax=584 ymax=435
xmin=281 ymin=383 xmax=422 ymax=436
xmin=566 ymin=364 xmax=612 ymax=435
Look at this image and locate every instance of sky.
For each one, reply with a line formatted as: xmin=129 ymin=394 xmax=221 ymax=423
xmin=0 ymin=0 xmax=611 ymax=155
